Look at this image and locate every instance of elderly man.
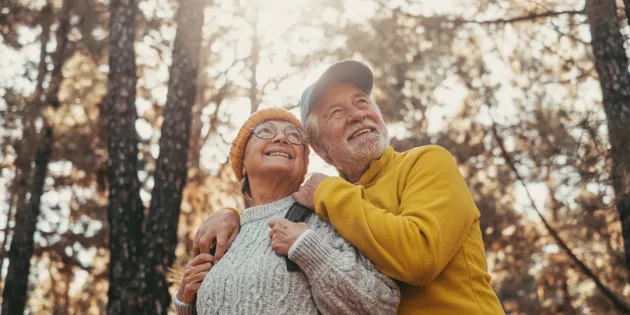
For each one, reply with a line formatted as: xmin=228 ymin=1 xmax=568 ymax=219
xmin=193 ymin=60 xmax=504 ymax=314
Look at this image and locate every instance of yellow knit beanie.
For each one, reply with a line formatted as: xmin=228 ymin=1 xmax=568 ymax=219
xmin=229 ymin=108 xmax=310 ymax=185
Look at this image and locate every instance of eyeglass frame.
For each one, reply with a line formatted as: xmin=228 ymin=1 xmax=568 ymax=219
xmin=250 ymin=121 xmax=308 ymax=145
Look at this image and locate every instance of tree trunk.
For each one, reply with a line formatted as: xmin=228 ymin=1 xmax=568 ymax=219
xmin=1 ymin=0 xmax=72 ymax=312
xmin=140 ymin=0 xmax=205 ymax=313
xmin=2 ymin=127 xmax=53 ymax=315
xmin=0 ymin=190 xmax=17 ymax=275
xmin=0 ymin=3 xmax=53 ymax=314
xmin=105 ymin=0 xmax=145 ymax=313
xmin=586 ymin=0 xmax=630 ymax=281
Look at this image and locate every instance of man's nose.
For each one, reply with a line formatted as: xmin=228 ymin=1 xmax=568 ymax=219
xmin=347 ymin=106 xmax=366 ymax=124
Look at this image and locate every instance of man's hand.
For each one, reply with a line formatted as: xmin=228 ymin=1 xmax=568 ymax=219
xmin=268 ymin=218 xmax=309 ymax=256
xmin=292 ymin=173 xmax=329 ymax=210
xmin=176 ymin=254 xmax=213 ymax=304
xmin=193 ymin=209 xmax=240 ymax=262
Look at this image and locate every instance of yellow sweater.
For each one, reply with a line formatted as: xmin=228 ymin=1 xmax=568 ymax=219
xmin=313 ymin=145 xmax=504 ymax=315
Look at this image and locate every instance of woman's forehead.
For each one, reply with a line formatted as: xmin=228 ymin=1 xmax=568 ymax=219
xmin=261 ymin=119 xmax=294 ymax=128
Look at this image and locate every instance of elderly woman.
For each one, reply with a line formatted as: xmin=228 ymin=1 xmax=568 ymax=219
xmin=173 ymin=108 xmax=400 ymax=314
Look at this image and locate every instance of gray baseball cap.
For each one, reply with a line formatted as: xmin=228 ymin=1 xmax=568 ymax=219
xmin=298 ymin=60 xmax=373 ymax=125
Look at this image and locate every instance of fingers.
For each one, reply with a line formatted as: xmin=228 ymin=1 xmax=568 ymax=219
xmin=197 ymin=232 xmax=216 ymax=256
xmin=189 ymin=253 xmax=214 ymax=267
xmin=227 ymin=226 xmax=239 ymax=250
xmin=193 ymin=243 xmax=200 ymax=257
xmin=213 ymin=229 xmax=229 ymax=263
xmin=268 ymin=218 xmax=281 ymax=228
xmin=189 ymin=262 xmax=213 ymax=276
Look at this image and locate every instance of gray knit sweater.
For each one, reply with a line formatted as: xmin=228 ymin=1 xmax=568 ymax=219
xmin=179 ymin=196 xmax=400 ymax=315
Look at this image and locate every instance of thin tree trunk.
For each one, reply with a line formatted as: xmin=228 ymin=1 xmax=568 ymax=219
xmin=2 ymin=127 xmax=53 ymax=315
xmin=0 ymin=190 xmax=17 ymax=275
xmin=140 ymin=0 xmax=205 ymax=312
xmin=0 ymin=3 xmax=53 ymax=313
xmin=1 ymin=1 xmax=72 ymax=312
xmin=586 ymin=0 xmax=630 ymax=281
xmin=105 ymin=0 xmax=145 ymax=313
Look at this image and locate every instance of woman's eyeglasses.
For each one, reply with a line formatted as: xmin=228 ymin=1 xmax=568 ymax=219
xmin=252 ymin=122 xmax=307 ymax=145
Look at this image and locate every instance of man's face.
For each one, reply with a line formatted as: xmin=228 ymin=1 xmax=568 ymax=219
xmin=310 ymin=82 xmax=388 ymax=173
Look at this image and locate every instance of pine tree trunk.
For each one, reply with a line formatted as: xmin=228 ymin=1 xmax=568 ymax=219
xmin=105 ymin=0 xmax=145 ymax=313
xmin=140 ymin=0 xmax=205 ymax=313
xmin=0 ymin=4 xmax=53 ymax=314
xmin=586 ymin=0 xmax=630 ymax=280
xmin=2 ymin=127 xmax=53 ymax=315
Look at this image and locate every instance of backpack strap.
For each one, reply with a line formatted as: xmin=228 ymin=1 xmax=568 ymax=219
xmin=284 ymin=202 xmax=313 ymax=272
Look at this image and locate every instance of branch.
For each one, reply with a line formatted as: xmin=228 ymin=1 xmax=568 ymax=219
xmin=490 ymin=118 xmax=630 ymax=313
xmin=457 ymin=10 xmax=585 ymax=25
xmin=374 ymin=1 xmax=584 ymax=26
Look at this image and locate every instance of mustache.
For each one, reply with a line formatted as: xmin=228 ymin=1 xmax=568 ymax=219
xmin=344 ymin=119 xmax=379 ymax=138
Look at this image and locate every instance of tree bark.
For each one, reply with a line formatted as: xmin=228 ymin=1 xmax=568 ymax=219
xmin=105 ymin=0 xmax=145 ymax=313
xmin=140 ymin=0 xmax=205 ymax=312
xmin=586 ymin=0 xmax=630 ymax=281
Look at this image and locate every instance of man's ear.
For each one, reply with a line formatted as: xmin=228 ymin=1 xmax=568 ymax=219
xmin=310 ymin=141 xmax=334 ymax=165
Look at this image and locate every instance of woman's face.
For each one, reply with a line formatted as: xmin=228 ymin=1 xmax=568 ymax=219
xmin=242 ymin=120 xmax=306 ymax=184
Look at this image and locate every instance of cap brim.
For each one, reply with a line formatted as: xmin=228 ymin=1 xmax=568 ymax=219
xmin=308 ymin=60 xmax=373 ymax=108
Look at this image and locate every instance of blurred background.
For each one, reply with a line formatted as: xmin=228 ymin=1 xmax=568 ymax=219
xmin=1 ymin=0 xmax=630 ymax=314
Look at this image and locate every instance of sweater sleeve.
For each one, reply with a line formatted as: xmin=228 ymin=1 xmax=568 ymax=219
xmin=312 ymin=146 xmax=479 ymax=286
xmin=289 ymin=220 xmax=400 ymax=315
xmin=173 ymin=292 xmax=196 ymax=315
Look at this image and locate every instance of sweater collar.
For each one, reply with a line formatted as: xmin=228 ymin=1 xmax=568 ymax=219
xmin=240 ymin=195 xmax=294 ymax=225
xmin=356 ymin=146 xmax=395 ymax=186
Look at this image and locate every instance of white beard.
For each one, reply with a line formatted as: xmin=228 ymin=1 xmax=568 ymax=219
xmin=323 ymin=128 xmax=389 ymax=180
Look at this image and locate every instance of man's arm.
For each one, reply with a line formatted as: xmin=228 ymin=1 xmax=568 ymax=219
xmin=289 ymin=222 xmax=400 ymax=315
xmin=193 ymin=208 xmax=241 ymax=261
xmin=313 ymin=146 xmax=479 ymax=286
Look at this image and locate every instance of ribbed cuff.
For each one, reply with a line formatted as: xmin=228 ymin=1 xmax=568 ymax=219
xmin=289 ymin=231 xmax=338 ymax=277
xmin=173 ymin=292 xmax=194 ymax=315
xmin=288 ymin=230 xmax=312 ymax=258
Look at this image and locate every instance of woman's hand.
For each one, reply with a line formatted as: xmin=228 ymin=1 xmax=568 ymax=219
xmin=268 ymin=218 xmax=309 ymax=256
xmin=176 ymin=254 xmax=214 ymax=304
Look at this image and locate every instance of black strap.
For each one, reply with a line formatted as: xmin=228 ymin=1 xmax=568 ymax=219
xmin=284 ymin=202 xmax=313 ymax=272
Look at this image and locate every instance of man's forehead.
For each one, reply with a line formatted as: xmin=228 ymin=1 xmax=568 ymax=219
xmin=313 ymin=82 xmax=367 ymax=110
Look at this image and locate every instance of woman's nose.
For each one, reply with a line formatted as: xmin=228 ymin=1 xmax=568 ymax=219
xmin=272 ymin=131 xmax=289 ymax=144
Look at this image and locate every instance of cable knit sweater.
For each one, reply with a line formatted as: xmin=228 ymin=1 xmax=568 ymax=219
xmin=176 ymin=196 xmax=400 ymax=315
